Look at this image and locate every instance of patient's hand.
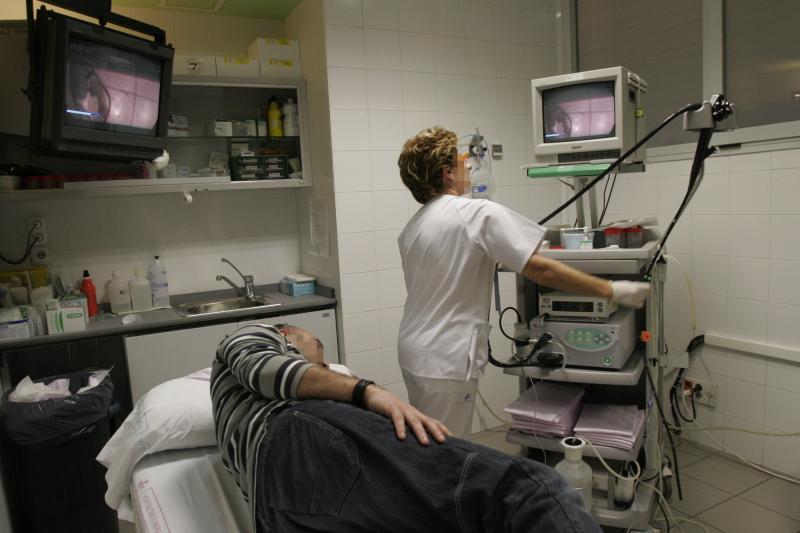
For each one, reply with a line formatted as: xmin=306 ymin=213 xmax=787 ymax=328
xmin=277 ymin=324 xmax=325 ymax=364
xmin=363 ymin=386 xmax=451 ymax=446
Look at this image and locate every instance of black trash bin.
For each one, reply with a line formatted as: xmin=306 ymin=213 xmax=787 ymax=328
xmin=1 ymin=370 xmax=119 ymax=533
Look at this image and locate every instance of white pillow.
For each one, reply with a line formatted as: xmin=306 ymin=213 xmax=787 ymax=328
xmin=97 ymin=372 xmax=215 ymax=511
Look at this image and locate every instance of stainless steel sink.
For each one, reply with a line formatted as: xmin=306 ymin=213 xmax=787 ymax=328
xmin=176 ymin=295 xmax=281 ymax=317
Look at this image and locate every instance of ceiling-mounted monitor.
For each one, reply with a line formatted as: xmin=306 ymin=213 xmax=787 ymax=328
xmin=531 ymin=66 xmax=647 ymax=166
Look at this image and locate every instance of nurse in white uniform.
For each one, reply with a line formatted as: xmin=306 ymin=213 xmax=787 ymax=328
xmin=396 ymin=126 xmax=650 ymax=438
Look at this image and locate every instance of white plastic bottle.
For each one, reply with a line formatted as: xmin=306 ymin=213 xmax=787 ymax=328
xmin=129 ymin=269 xmax=152 ymax=312
xmin=555 ymin=437 xmax=594 ymax=512
xmin=108 ymin=270 xmax=132 ymax=315
xmin=282 ymin=98 xmax=299 ymax=136
xmin=147 ymin=256 xmax=170 ymax=308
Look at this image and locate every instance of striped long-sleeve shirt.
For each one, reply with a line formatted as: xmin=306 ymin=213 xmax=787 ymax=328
xmin=210 ymin=324 xmax=315 ymax=520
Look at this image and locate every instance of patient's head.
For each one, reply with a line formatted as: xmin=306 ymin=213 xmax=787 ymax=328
xmin=277 ymin=324 xmax=325 ymax=364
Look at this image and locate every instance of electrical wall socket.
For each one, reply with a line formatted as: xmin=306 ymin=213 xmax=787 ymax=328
xmin=682 ymin=377 xmax=718 ymax=408
xmin=28 ymin=217 xmax=48 ymax=245
xmin=30 ymin=245 xmax=50 ymax=266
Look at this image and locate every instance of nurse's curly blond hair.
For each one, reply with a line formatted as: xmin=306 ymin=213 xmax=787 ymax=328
xmin=398 ymin=126 xmax=458 ymax=204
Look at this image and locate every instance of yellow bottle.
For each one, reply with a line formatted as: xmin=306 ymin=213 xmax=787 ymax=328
xmin=267 ymin=99 xmax=283 ymax=137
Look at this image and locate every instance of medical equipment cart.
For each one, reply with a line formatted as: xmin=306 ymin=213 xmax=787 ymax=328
xmin=504 ymin=233 xmax=667 ymax=531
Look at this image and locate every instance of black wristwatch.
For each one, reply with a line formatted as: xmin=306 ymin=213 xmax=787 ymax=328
xmin=351 ymin=379 xmax=375 ymax=409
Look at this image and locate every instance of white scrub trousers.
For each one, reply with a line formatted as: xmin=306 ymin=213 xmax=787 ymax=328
xmin=403 ymin=371 xmax=479 ymax=439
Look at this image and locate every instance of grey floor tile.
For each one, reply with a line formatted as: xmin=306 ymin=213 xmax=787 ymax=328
xmin=698 ymin=496 xmax=800 ymax=533
xmin=675 ymin=437 xmax=715 ymax=467
xmin=471 ymin=429 xmax=522 ymax=456
xmin=741 ymin=477 xmax=800 ymax=523
xmin=670 ymin=475 xmax=733 ymax=517
xmin=682 ymin=455 xmax=770 ymax=495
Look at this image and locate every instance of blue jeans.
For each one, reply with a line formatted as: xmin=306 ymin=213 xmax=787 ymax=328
xmin=255 ymin=400 xmax=601 ymax=533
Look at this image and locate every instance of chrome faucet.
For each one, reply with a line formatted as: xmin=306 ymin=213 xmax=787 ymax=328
xmin=216 ymin=258 xmax=256 ymax=301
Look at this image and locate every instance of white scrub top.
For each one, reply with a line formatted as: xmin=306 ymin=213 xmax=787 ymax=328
xmin=397 ymin=195 xmax=545 ymax=381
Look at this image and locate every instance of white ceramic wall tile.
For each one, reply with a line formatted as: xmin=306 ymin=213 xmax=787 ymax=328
xmin=664 ymin=289 xmax=692 ymax=330
xmin=326 ymin=25 xmax=365 ymax=68
xmin=435 ymin=74 xmax=469 ymax=112
xmin=377 ymin=268 xmax=407 ymax=308
xmin=627 ymin=178 xmax=659 ymax=215
xmin=375 ymin=229 xmax=403 ymax=270
xmin=770 ymin=215 xmax=800 ymax=260
xmin=335 ymin=191 xmax=374 ymax=233
xmin=330 ymin=109 xmax=370 ymax=150
xmin=325 ymin=0 xmax=363 ymax=26
xmin=383 ymin=380 xmax=409 ymax=402
xmin=497 ymin=185 xmax=529 ymax=216
xmin=399 ymin=32 xmax=435 ymax=72
xmin=368 ymin=110 xmax=404 ymax=150
xmin=398 ymin=0 xmax=433 ymax=33
xmin=726 ymin=351 xmax=767 ymax=385
xmin=369 ymin=150 xmax=402 ymax=191
xmin=470 ymin=113 xmax=499 ymax=145
xmin=346 ymin=349 xmax=384 ymax=382
xmin=342 ymin=312 xmax=382 ymax=353
xmin=728 ymin=214 xmax=770 ymax=258
xmin=497 ymin=114 xmax=529 ymax=151
xmin=728 ymin=152 xmax=771 ymax=172
xmin=363 ymin=0 xmax=399 ymax=30
xmin=658 ymin=160 xmax=692 ymax=177
xmin=333 ymin=150 xmax=372 ymax=192
xmin=338 ymin=232 xmax=377 ymax=274
xmin=769 ymin=260 xmax=800 ymax=305
xmin=771 ymin=148 xmax=800 ymax=169
xmin=340 ymin=271 xmax=379 ymax=313
xmin=366 ymin=69 xmax=403 ymax=110
xmin=379 ymin=306 xmax=404 ymax=347
xmin=770 ymin=168 xmax=800 ymax=215
xmin=403 ymin=111 xmax=436 ymax=138
xmin=434 ymin=35 xmax=467 ymax=75
xmin=690 ymin=172 xmax=729 ymax=215
xmin=497 ymin=148 xmax=529 ymax=187
xmin=465 ymin=76 xmax=497 ymax=113
xmin=495 ymin=42 xmax=525 ymax=79
xmin=364 ymin=29 xmax=401 ymax=70
xmin=766 ymin=360 xmax=800 ymax=395
xmin=727 ymin=298 xmax=768 ymax=343
xmin=729 ymin=170 xmax=770 ymax=214
xmin=724 ymin=376 xmax=765 ymax=425
xmin=723 ymin=414 xmax=764 ymax=464
xmin=523 ymin=9 xmax=556 ymax=47
xmin=432 ymin=0 xmax=466 ymax=37
xmin=659 ymin=175 xmax=688 ymax=215
xmin=764 ymin=387 xmax=800 ymax=431
xmin=381 ymin=345 xmax=403 ymax=384
xmin=401 ymin=72 xmax=437 ymax=111
xmin=703 ymin=155 xmax=728 ymax=174
xmin=691 ymin=254 xmax=728 ymax=296
xmin=328 ymin=67 xmax=367 ymax=109
xmin=664 ymin=252 xmax=690 ymax=292
xmin=728 ymin=257 xmax=769 ymax=301
xmin=767 ymin=303 xmax=800 ymax=348
xmin=494 ymin=5 xmax=524 ymax=43
xmin=496 ymin=78 xmax=528 ymax=114
xmin=695 ymin=294 xmax=727 ymax=334
xmin=692 ymin=346 xmax=726 ymax=375
xmin=464 ymin=39 xmax=496 ymax=77
xmin=373 ymin=190 xmax=410 ymax=230
xmin=691 ymin=215 xmax=729 ymax=256
xmin=463 ymin=1 xmax=495 ymax=41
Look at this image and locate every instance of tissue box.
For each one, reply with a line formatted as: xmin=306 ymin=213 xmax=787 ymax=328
xmin=279 ymin=273 xmax=316 ymax=297
xmin=46 ymin=307 xmax=87 ymax=334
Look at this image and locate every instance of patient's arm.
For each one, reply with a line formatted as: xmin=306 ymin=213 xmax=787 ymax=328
xmin=297 ymin=365 xmax=451 ymax=445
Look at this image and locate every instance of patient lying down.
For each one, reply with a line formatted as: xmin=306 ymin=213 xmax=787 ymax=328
xmin=211 ymin=323 xmax=601 ymax=533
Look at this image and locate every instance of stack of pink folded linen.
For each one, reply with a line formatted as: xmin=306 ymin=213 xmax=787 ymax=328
xmin=573 ymin=404 xmax=646 ymax=450
xmin=504 ymin=382 xmax=585 ymax=437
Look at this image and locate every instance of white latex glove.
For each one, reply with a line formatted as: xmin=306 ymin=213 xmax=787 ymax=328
xmin=610 ymin=280 xmax=650 ymax=309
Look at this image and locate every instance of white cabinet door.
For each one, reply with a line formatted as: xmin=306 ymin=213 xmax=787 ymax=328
xmin=237 ymin=309 xmax=339 ymax=364
xmin=125 ymin=322 xmax=237 ymax=402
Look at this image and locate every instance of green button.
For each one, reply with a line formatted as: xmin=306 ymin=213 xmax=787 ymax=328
xmin=602 ymin=356 xmax=612 ymax=365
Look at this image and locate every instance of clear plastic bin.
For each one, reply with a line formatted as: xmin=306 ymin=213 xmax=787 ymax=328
xmin=623 ymin=226 xmax=644 ymax=248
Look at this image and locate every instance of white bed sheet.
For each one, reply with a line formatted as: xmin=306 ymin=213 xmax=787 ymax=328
xmin=130 ymin=446 xmax=253 ymax=533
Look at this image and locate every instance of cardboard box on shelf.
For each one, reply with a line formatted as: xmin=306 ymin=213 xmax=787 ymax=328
xmin=248 ymin=38 xmax=300 ymax=61
xmin=215 ymin=56 xmax=260 ymax=78
xmin=260 ymin=58 xmax=302 ymax=80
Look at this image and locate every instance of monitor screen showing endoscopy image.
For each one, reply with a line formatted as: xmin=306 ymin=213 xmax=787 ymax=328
xmin=64 ymin=36 xmax=162 ymax=136
xmin=542 ymin=81 xmax=615 ymax=143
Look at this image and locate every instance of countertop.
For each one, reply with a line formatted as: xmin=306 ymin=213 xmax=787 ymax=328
xmin=0 ymin=283 xmax=336 ymax=351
